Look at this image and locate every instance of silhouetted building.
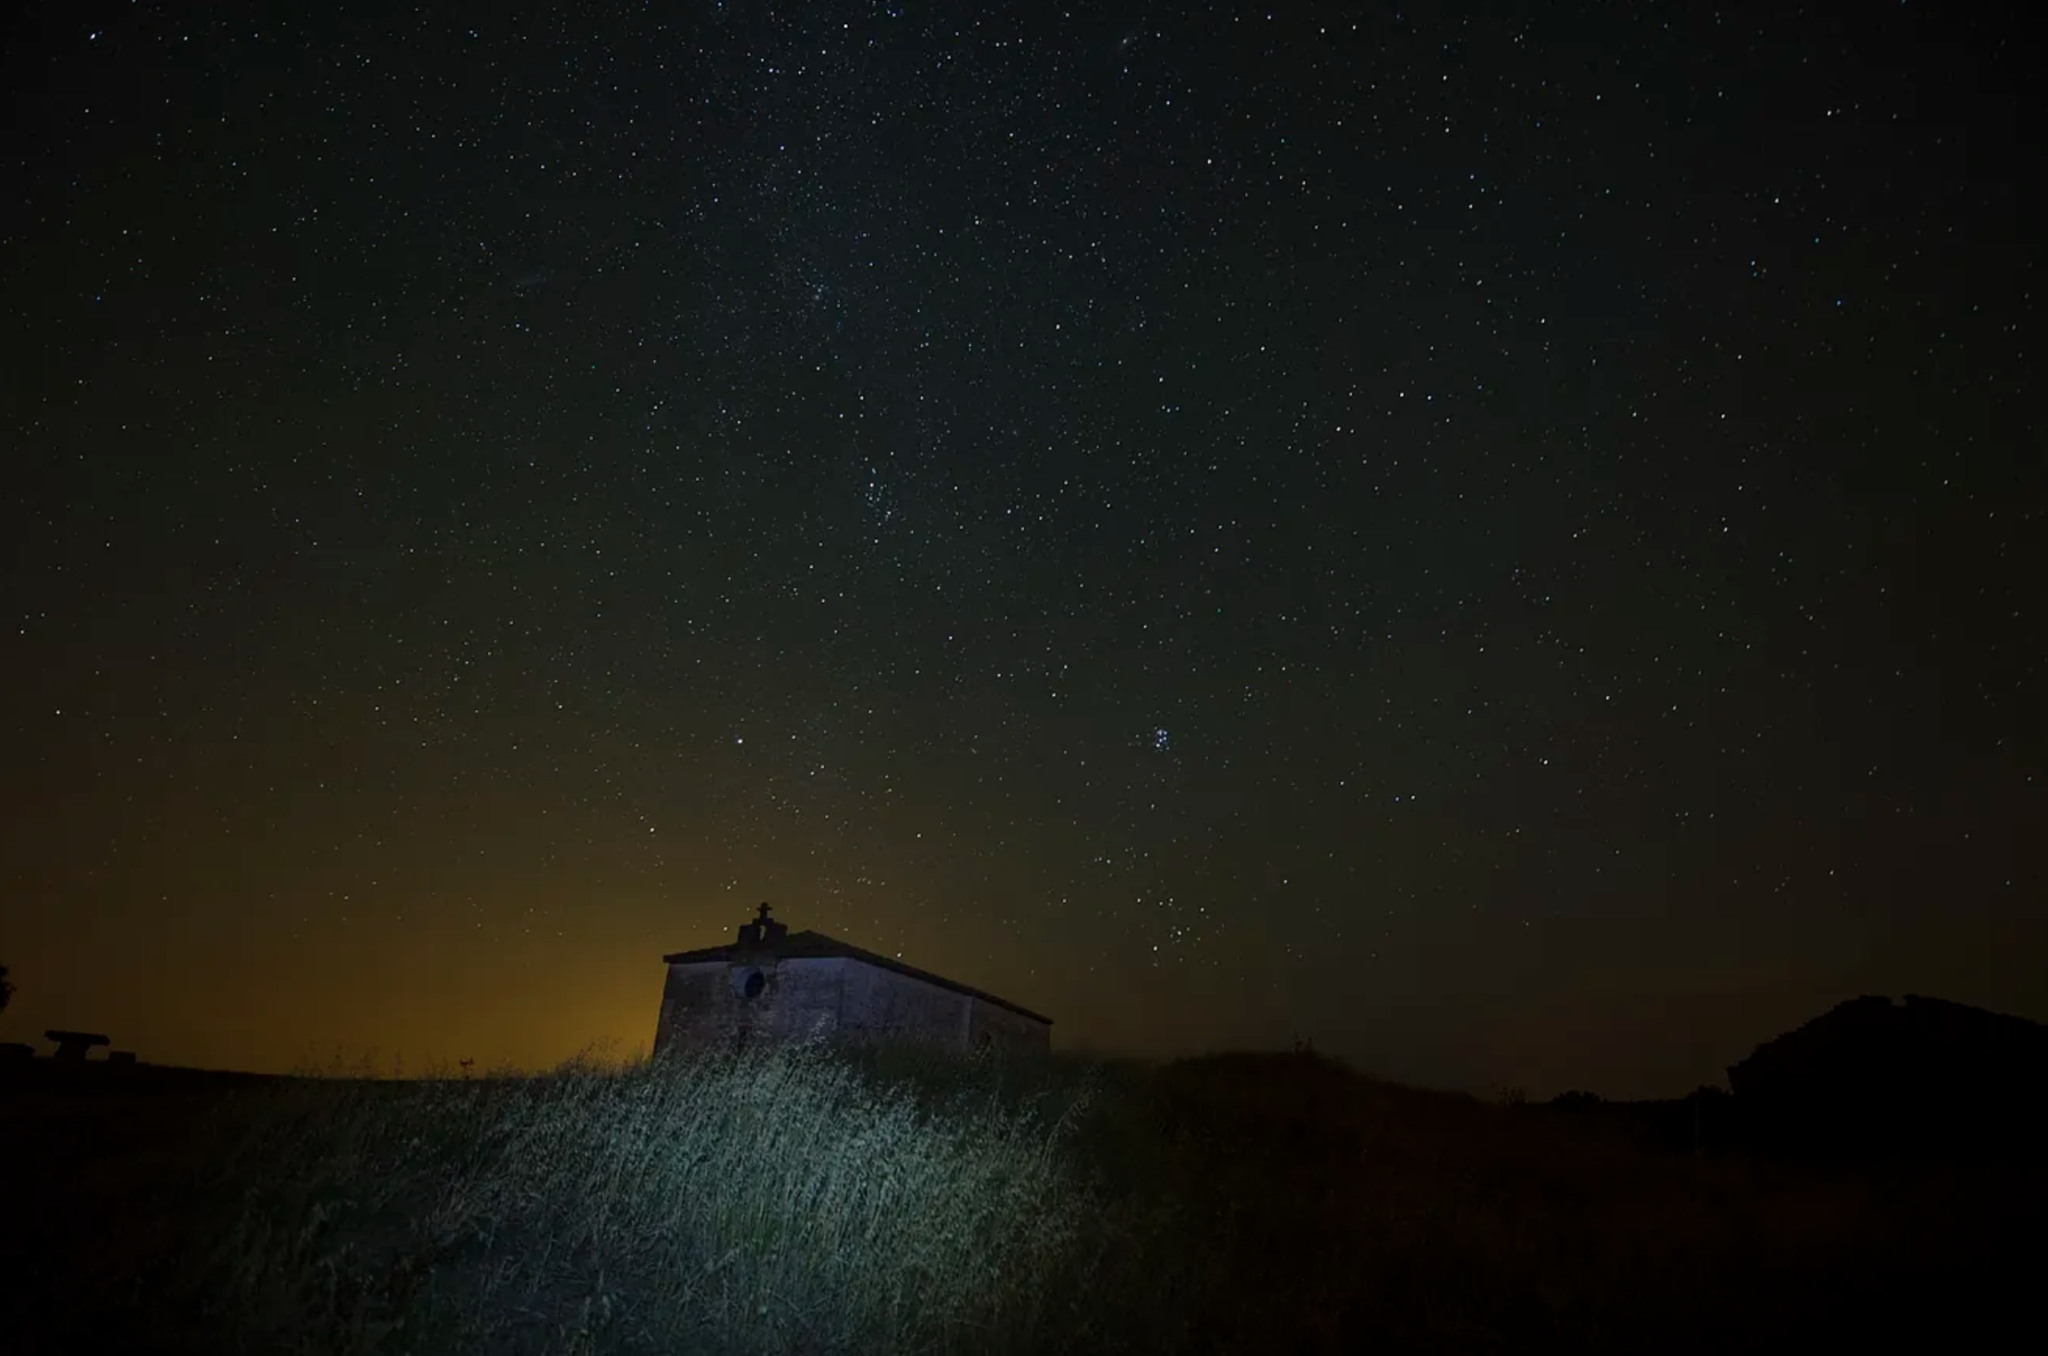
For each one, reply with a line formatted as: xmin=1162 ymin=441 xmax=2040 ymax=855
xmin=655 ymin=903 xmax=1052 ymax=1055
xmin=45 ymin=1030 xmax=110 ymax=1061
xmin=1727 ymin=994 xmax=2048 ymax=1156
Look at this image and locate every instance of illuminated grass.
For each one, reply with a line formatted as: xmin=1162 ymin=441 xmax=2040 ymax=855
xmin=8 ymin=1044 xmax=2038 ymax=1353
xmin=190 ymin=1040 xmax=1097 ymax=1355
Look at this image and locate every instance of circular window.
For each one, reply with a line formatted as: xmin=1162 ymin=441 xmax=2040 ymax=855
xmin=733 ymin=968 xmax=766 ymax=1001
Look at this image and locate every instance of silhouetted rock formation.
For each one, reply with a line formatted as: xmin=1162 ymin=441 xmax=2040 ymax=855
xmin=1727 ymin=994 xmax=2048 ymax=1158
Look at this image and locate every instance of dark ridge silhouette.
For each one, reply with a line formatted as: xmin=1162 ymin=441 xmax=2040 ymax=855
xmin=1547 ymin=1088 xmax=1607 ymax=1113
xmin=1726 ymin=994 xmax=2048 ymax=1159
xmin=1532 ymin=1083 xmax=1743 ymax=1160
xmin=1521 ymin=996 xmax=2048 ymax=1164
xmin=0 ymin=1052 xmax=286 ymax=1095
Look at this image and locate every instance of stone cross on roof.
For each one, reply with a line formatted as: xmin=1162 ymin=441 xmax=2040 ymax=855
xmin=734 ymin=900 xmax=787 ymax=947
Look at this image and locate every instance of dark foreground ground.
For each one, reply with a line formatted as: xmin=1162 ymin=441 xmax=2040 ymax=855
xmin=2 ymin=1045 xmax=2041 ymax=1354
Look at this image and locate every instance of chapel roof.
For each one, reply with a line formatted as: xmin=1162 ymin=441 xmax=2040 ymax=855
xmin=662 ymin=906 xmax=1051 ymax=1024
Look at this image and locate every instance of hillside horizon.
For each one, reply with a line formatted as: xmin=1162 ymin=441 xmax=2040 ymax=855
xmin=8 ymin=989 xmax=2046 ymax=1113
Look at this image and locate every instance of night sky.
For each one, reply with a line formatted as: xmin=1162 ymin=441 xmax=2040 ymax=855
xmin=3 ymin=2 xmax=2039 ymax=1098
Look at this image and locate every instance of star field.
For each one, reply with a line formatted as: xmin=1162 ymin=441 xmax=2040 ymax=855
xmin=1 ymin=1 xmax=2039 ymax=1096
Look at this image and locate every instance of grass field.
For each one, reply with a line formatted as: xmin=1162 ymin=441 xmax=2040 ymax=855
xmin=2 ymin=1041 xmax=2039 ymax=1354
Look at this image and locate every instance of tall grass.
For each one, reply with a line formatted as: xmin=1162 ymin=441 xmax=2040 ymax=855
xmin=177 ymin=1039 xmax=1097 ymax=1356
xmin=10 ymin=1042 xmax=2039 ymax=1354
